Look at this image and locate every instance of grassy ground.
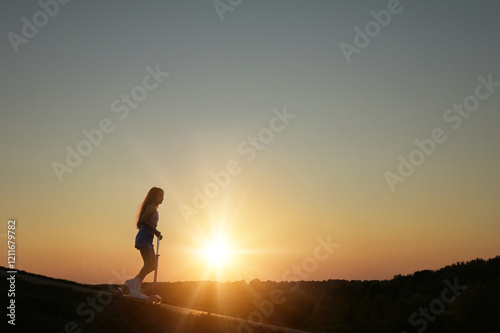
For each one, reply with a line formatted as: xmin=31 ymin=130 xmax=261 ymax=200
xmin=1 ymin=271 xmax=282 ymax=333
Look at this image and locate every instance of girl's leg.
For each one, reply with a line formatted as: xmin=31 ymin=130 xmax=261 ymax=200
xmin=126 ymin=246 xmax=155 ymax=296
xmin=138 ymin=247 xmax=156 ymax=280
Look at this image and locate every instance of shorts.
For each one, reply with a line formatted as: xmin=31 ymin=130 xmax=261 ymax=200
xmin=135 ymin=226 xmax=154 ymax=250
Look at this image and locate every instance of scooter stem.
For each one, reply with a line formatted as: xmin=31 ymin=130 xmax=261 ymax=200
xmin=153 ymin=236 xmax=160 ymax=293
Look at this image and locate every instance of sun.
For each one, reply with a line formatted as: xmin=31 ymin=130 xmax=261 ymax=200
xmin=203 ymin=239 xmax=230 ymax=267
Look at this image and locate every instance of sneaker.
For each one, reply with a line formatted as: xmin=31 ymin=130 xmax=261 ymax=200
xmin=125 ymin=278 xmax=136 ymax=291
xmin=130 ymin=289 xmax=149 ymax=300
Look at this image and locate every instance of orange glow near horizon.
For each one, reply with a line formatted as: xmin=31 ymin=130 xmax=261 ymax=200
xmin=9 ymin=186 xmax=500 ymax=286
xmin=5 ymin=144 xmax=500 ymax=286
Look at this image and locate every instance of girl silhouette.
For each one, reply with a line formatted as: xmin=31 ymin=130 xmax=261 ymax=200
xmin=125 ymin=187 xmax=163 ymax=299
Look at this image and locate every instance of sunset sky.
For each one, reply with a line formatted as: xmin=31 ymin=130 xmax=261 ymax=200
xmin=1 ymin=0 xmax=499 ymax=285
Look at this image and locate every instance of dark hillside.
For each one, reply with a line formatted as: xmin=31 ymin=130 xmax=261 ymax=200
xmin=141 ymin=256 xmax=500 ymax=332
xmin=0 ymin=268 xmax=283 ymax=333
xmin=2 ymin=256 xmax=499 ymax=333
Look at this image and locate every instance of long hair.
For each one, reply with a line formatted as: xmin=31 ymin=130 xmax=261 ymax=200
xmin=136 ymin=187 xmax=163 ymax=229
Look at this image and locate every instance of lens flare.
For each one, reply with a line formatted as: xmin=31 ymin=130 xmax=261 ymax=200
xmin=204 ymin=239 xmax=230 ymax=266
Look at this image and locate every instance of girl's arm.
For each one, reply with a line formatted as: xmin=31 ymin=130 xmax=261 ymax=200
xmin=138 ymin=204 xmax=161 ymax=236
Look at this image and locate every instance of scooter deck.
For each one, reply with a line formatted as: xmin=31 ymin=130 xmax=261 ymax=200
xmin=115 ymin=287 xmax=162 ymax=305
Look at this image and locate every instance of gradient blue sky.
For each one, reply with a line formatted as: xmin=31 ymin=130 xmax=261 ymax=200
xmin=1 ymin=0 xmax=499 ymax=284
